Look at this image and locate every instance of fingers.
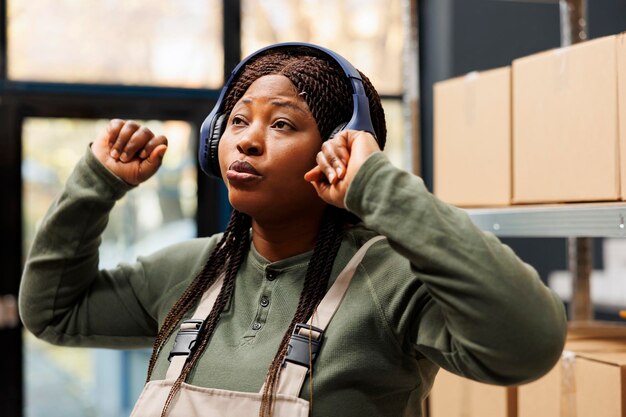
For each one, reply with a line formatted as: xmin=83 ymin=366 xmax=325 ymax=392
xmin=305 ymin=130 xmax=378 ymax=209
xmin=110 ymin=121 xmax=147 ymax=161
xmin=304 ymin=165 xmax=325 ymax=183
xmin=309 ymin=177 xmax=330 ymax=200
xmin=107 ymin=120 xmax=168 ymax=163
xmin=138 ymin=144 xmax=168 ymax=178
xmin=304 ymin=165 xmax=345 ymax=209
xmin=93 ymin=119 xmax=124 ymax=151
xmin=109 ymin=120 xmax=137 ymax=159
xmin=315 ymin=136 xmax=350 ymax=184
xmin=315 ymin=152 xmax=336 ymax=183
xmin=138 ymin=135 xmax=168 ymax=159
xmin=105 ymin=119 xmax=125 ymax=146
xmin=304 ymin=135 xmax=351 ymax=209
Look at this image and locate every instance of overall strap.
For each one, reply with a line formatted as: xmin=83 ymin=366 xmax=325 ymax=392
xmin=276 ymin=235 xmax=386 ymax=397
xmin=165 ymin=273 xmax=225 ymax=381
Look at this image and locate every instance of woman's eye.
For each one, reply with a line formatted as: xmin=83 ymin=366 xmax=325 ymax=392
xmin=273 ymin=120 xmax=292 ymax=130
xmin=232 ymin=116 xmax=245 ymax=125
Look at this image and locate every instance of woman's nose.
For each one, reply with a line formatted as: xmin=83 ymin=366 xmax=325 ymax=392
xmin=236 ymin=125 xmax=264 ymax=156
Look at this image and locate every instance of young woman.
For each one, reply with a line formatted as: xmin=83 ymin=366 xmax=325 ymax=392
xmin=20 ymin=44 xmax=567 ymax=417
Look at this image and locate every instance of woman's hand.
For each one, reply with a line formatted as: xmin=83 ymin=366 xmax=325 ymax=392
xmin=91 ymin=119 xmax=168 ymax=186
xmin=304 ymin=130 xmax=380 ymax=208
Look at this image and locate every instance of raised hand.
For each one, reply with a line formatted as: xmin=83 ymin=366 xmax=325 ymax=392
xmin=304 ymin=130 xmax=381 ymax=208
xmin=91 ymin=119 xmax=168 ymax=186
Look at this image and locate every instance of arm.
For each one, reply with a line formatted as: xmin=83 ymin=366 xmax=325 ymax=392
xmin=19 ymin=120 xmax=170 ymax=348
xmin=305 ymin=131 xmax=567 ymax=385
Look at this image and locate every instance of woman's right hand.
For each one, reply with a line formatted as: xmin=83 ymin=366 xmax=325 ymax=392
xmin=91 ymin=119 xmax=168 ymax=186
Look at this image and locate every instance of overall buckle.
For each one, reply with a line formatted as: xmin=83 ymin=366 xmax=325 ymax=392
xmin=168 ymin=319 xmax=204 ymax=362
xmin=284 ymin=323 xmax=324 ymax=368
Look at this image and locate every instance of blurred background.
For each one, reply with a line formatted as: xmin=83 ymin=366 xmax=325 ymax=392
xmin=1 ymin=1 xmax=625 ymax=416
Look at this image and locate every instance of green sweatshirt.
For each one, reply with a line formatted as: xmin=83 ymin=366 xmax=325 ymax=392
xmin=19 ymin=148 xmax=567 ymax=417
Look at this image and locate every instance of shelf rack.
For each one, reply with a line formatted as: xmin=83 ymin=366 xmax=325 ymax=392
xmin=465 ymin=203 xmax=626 ymax=238
xmin=465 ymin=202 xmax=626 ymax=320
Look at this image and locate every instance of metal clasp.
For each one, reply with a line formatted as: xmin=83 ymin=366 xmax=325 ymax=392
xmin=168 ymin=319 xmax=204 ymax=361
xmin=284 ymin=323 xmax=324 ymax=368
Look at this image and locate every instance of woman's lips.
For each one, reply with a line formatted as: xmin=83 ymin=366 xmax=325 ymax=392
xmin=226 ymin=160 xmax=262 ymax=183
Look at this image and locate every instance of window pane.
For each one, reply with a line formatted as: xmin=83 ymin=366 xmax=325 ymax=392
xmin=22 ymin=117 xmax=197 ymax=417
xmin=241 ymin=0 xmax=404 ymax=95
xmin=8 ymin=1 xmax=223 ymax=88
xmin=381 ymin=99 xmax=407 ymax=170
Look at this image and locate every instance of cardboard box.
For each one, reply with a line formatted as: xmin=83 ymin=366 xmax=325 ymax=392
xmin=575 ymin=351 xmax=626 ymax=417
xmin=519 ymin=350 xmax=626 ymax=417
xmin=434 ymin=67 xmax=511 ymax=207
xmin=518 ymin=362 xmax=561 ymax=417
xmin=513 ymin=35 xmax=620 ymax=203
xmin=428 ymin=323 xmax=626 ymax=417
xmin=430 ymin=338 xmax=626 ymax=417
xmin=518 ymin=324 xmax=626 ymax=417
xmin=619 ymin=33 xmax=626 ymax=200
xmin=429 ymin=368 xmax=516 ymax=417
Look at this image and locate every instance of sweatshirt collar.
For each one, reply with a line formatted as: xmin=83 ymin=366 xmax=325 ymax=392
xmin=248 ymin=242 xmax=313 ymax=273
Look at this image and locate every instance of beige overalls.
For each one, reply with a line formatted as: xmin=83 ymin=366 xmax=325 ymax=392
xmin=130 ymin=236 xmax=384 ymax=417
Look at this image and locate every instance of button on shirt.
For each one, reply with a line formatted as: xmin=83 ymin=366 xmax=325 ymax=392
xmin=260 ymin=296 xmax=270 ymax=308
xmin=265 ymin=269 xmax=278 ymax=281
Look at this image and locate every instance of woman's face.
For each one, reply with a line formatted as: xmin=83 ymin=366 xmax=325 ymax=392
xmin=218 ymin=74 xmax=327 ymax=222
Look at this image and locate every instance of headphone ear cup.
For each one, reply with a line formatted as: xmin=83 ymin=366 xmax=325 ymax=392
xmin=208 ymin=114 xmax=227 ymax=178
xmin=328 ymin=123 xmax=347 ymax=140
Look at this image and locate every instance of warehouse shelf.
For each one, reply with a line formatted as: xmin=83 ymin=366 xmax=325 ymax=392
xmin=464 ymin=202 xmax=626 ymax=321
xmin=465 ymin=202 xmax=626 ymax=238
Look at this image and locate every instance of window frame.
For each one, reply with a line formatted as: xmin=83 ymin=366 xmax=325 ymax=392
xmin=0 ymin=1 xmax=240 ymax=416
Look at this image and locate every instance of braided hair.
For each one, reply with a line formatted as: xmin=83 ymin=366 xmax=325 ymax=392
xmin=146 ymin=46 xmax=387 ymax=417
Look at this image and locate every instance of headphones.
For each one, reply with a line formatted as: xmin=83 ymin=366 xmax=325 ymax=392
xmin=198 ymin=42 xmax=376 ymax=179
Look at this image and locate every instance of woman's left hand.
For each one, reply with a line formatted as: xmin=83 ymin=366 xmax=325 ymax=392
xmin=304 ymin=130 xmax=381 ymax=208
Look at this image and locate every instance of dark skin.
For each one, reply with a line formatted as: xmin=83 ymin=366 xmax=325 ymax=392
xmin=92 ymin=74 xmax=381 ymax=262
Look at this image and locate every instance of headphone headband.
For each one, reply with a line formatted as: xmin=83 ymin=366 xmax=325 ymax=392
xmin=199 ymin=42 xmax=375 ymax=178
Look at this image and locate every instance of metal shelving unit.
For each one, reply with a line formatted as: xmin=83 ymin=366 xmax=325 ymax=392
xmin=466 ymin=203 xmax=626 ymax=238
xmin=465 ymin=202 xmax=626 ymax=321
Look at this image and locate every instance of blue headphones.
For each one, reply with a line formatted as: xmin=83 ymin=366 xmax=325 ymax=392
xmin=198 ymin=42 xmax=376 ymax=179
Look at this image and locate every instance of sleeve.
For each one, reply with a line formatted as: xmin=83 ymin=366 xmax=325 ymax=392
xmin=18 ymin=147 xmax=209 ymax=349
xmin=344 ymin=152 xmax=568 ymax=386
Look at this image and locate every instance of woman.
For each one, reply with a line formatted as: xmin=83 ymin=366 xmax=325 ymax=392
xmin=20 ymin=44 xmax=567 ymax=417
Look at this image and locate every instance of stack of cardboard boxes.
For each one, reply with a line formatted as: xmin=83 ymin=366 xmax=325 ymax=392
xmin=434 ymin=32 xmax=626 ymax=206
xmin=427 ymin=323 xmax=626 ymax=417
xmin=431 ymin=32 xmax=626 ymax=417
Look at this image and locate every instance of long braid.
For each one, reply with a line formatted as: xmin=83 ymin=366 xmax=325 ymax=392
xmin=145 ymin=211 xmax=249 ymax=382
xmin=159 ymin=211 xmax=251 ymax=417
xmin=259 ymin=206 xmax=346 ymax=417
